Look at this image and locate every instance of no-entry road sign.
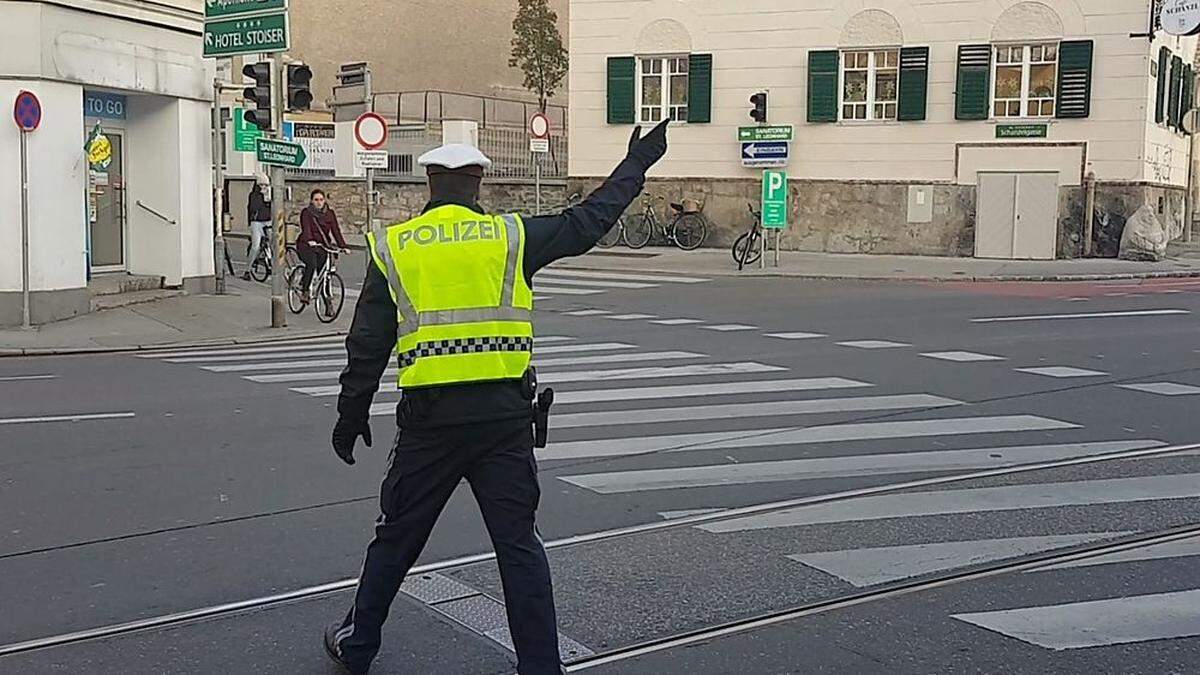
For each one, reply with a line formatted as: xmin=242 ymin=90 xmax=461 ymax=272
xmin=354 ymin=112 xmax=388 ymax=150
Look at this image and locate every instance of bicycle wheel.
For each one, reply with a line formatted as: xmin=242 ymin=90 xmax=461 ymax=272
xmin=623 ymin=214 xmax=653 ymax=249
xmin=672 ymin=214 xmax=708 ymax=251
xmin=250 ymin=256 xmax=270 ymax=282
xmin=315 ymin=271 xmax=345 ymax=324
xmin=596 ymin=218 xmax=623 ymax=248
xmin=733 ymin=232 xmax=762 ymax=270
xmin=287 ymin=266 xmax=307 ymax=315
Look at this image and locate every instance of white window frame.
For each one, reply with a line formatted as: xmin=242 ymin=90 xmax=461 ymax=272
xmin=990 ymin=42 xmax=1059 ymax=119
xmin=838 ymin=48 xmax=900 ymax=122
xmin=636 ymin=55 xmax=689 ymax=124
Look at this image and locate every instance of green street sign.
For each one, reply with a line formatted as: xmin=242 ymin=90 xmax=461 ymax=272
xmin=233 ymin=107 xmax=263 ymax=152
xmin=205 ymin=0 xmax=286 ymax=19
xmin=256 ymin=138 xmax=307 ymax=167
xmin=996 ymin=123 xmax=1048 ymax=139
xmin=761 ymin=170 xmax=788 ymax=229
xmin=203 ymin=12 xmax=288 ymax=58
xmin=739 ymin=125 xmax=793 ymax=142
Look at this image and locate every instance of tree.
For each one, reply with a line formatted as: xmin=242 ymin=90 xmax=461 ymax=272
xmin=509 ymin=0 xmax=568 ymax=112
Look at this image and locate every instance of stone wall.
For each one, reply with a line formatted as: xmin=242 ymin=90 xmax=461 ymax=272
xmin=268 ymin=178 xmax=567 ymax=233
xmin=565 ymin=176 xmax=1180 ymax=259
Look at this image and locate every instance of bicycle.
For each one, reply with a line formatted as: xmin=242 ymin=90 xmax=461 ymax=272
xmin=287 ymin=244 xmax=346 ymax=323
xmin=615 ymin=194 xmax=708 ymax=250
xmin=246 ymin=228 xmax=301 ymax=283
xmin=732 ymin=204 xmax=764 ymax=271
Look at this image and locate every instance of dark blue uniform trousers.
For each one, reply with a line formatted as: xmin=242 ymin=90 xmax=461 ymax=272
xmin=335 ymin=419 xmax=562 ymax=674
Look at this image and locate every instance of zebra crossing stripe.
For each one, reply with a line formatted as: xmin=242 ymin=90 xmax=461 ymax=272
xmin=531 ymin=276 xmax=655 ymax=289
xmin=1117 ymin=382 xmax=1200 ymax=396
xmin=551 ymin=394 xmax=961 ymax=429
xmin=700 ymin=472 xmax=1200 ymax=533
xmin=533 ymin=351 xmax=704 ymax=369
xmin=537 ymin=415 xmax=1078 ymax=461
xmin=169 ymin=348 xmax=345 ymax=363
xmin=540 ymin=269 xmax=708 ymax=284
xmin=558 ymin=441 xmax=1163 ymax=494
xmin=206 ymin=358 xmax=345 ymax=373
xmin=1034 ymin=534 xmax=1200 ymax=572
xmin=787 ymin=533 xmax=1129 ymax=587
xmin=532 ymin=286 xmax=605 ymax=296
xmin=554 ymin=377 xmax=873 ymax=405
xmin=564 ymin=310 xmax=611 ymax=316
xmin=357 ymin=363 xmax=789 ymax=409
xmin=951 ymin=589 xmax=1200 ymax=649
xmin=145 ymin=335 xmax=573 ymax=360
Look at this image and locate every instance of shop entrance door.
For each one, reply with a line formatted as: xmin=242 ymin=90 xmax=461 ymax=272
xmin=89 ymin=132 xmax=126 ymax=270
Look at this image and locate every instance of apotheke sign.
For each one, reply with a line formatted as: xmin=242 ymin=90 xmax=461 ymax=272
xmin=1161 ymin=0 xmax=1200 ymax=36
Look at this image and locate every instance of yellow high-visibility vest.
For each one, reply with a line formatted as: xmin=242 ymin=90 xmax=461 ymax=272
xmin=366 ymin=205 xmax=534 ymax=388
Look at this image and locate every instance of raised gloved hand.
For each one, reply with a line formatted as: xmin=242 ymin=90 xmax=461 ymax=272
xmin=626 ymin=118 xmax=670 ymax=171
xmin=331 ymin=417 xmax=372 ymax=465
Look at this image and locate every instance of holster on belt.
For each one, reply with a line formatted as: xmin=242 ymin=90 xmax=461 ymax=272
xmin=523 ymin=368 xmax=554 ymax=448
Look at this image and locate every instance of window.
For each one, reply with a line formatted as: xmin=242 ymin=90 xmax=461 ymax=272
xmin=638 ymin=56 xmax=688 ymax=123
xmin=840 ymin=50 xmax=899 ymax=121
xmin=993 ymin=43 xmax=1058 ymax=118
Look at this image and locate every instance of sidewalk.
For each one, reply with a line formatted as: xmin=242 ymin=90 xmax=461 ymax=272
xmin=0 ymin=277 xmax=350 ymax=356
xmin=555 ymin=248 xmax=1200 ymax=282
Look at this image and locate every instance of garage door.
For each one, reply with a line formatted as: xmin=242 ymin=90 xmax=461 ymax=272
xmin=975 ymin=172 xmax=1059 ymax=260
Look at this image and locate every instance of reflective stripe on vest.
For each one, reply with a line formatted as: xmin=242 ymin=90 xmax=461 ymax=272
xmin=367 ymin=206 xmax=534 ymax=387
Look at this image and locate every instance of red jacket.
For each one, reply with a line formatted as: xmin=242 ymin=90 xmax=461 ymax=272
xmin=299 ymin=206 xmax=348 ymax=250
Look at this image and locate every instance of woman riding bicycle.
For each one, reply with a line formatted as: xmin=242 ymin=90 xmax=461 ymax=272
xmin=297 ymin=188 xmax=348 ymax=303
xmin=242 ymin=174 xmax=272 ymax=281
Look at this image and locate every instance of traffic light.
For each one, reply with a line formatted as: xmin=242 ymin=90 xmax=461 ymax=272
xmin=242 ymin=61 xmax=273 ymax=131
xmin=750 ymin=92 xmax=768 ymax=124
xmin=287 ymin=63 xmax=314 ymax=111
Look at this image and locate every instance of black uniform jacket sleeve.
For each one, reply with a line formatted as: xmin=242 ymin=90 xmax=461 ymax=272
xmin=337 ymin=155 xmax=648 ymax=424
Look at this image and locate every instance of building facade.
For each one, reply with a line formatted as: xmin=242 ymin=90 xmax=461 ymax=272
xmin=569 ymin=0 xmax=1198 ymax=258
xmin=288 ymin=0 xmax=569 ymax=110
xmin=0 ymin=0 xmax=214 ymax=326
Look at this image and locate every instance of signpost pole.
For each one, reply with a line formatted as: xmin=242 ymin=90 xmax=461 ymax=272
xmin=269 ymin=55 xmax=287 ymax=328
xmin=535 ymin=156 xmax=542 ymax=215
xmin=365 ymin=66 xmax=376 ymax=233
xmin=212 ymin=75 xmax=227 ymax=295
xmin=19 ymin=130 xmax=31 ymax=329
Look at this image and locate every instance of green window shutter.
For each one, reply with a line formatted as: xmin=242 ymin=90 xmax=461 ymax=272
xmin=955 ymin=44 xmax=991 ymax=120
xmin=606 ymin=56 xmax=635 ymax=125
xmin=687 ymin=53 xmax=713 ymax=123
xmin=1055 ymin=40 xmax=1093 ymax=119
xmin=1185 ymin=65 xmax=1195 ymax=135
xmin=807 ymin=50 xmax=838 ymax=122
xmin=897 ymin=46 xmax=930 ymax=121
xmin=1169 ymin=55 xmax=1183 ymax=129
xmin=1156 ymin=47 xmax=1169 ymax=124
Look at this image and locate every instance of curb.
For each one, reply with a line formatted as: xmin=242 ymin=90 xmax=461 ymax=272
xmin=0 ymin=329 xmax=347 ymax=358
xmin=556 ymin=262 xmax=1200 ymax=283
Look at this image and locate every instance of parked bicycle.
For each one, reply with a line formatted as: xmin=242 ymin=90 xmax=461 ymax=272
xmin=732 ymin=204 xmax=764 ymax=271
xmin=600 ymin=194 xmax=707 ymax=250
xmin=287 ymin=244 xmax=346 ymax=323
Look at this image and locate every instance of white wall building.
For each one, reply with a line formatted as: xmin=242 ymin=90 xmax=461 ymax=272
xmin=569 ymin=0 xmax=1198 ymax=259
xmin=0 ymin=0 xmax=214 ymax=326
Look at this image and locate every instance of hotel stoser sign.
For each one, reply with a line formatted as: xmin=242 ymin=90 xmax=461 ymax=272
xmin=1162 ymin=0 xmax=1200 ymax=36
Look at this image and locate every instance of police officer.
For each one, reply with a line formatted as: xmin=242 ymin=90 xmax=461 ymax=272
xmin=324 ymin=118 xmax=670 ymax=675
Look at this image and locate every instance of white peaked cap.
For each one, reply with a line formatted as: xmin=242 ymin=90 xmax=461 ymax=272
xmin=417 ymin=144 xmax=493 ymax=170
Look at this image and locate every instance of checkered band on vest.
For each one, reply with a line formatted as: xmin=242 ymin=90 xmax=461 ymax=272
xmin=397 ymin=336 xmax=534 ymax=368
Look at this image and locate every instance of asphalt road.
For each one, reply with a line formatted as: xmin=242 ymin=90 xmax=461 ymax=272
xmin=2 ymin=261 xmax=1200 ymax=674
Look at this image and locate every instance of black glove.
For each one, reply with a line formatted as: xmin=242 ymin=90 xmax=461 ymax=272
xmin=627 ymin=118 xmax=670 ymax=171
xmin=331 ymin=417 xmax=372 ymax=465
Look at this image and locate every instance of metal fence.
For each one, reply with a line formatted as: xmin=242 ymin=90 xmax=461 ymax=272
xmin=372 ymin=90 xmax=568 ymax=130
xmin=479 ymin=126 xmax=567 ymax=180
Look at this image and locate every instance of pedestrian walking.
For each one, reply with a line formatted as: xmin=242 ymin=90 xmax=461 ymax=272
xmin=242 ymin=174 xmax=272 ymax=281
xmin=324 ymin=119 xmax=671 ymax=675
xmin=297 ymin=188 xmax=348 ymax=303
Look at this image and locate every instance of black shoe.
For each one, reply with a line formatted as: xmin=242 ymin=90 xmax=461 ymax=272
xmin=323 ymin=622 xmax=365 ymax=674
xmin=241 ymin=271 xmax=252 ymax=281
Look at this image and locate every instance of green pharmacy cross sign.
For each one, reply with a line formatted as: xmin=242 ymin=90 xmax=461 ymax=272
xmin=256 ymin=138 xmax=307 ymax=167
xmin=205 ymin=0 xmax=287 ymax=19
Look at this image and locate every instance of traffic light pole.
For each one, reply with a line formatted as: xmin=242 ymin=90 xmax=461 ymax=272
xmin=269 ymin=55 xmax=287 ymax=328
